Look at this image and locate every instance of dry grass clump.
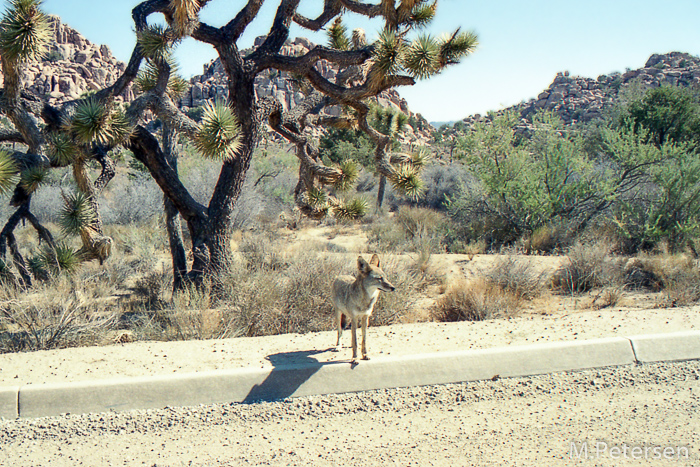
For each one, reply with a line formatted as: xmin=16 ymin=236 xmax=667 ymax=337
xmin=433 ymin=278 xmax=520 ymax=322
xmin=432 ymin=253 xmax=542 ymax=323
xmin=239 ymin=230 xmax=289 ymax=272
xmin=485 ymin=255 xmax=545 ymax=300
xmin=636 ymin=253 xmax=700 ymax=306
xmin=524 ymin=223 xmax=573 ymax=254
xmin=551 ymin=241 xmax=623 ymax=294
xmin=367 ymin=206 xmax=446 ymax=254
xmin=373 ymin=255 xmax=438 ymax=325
xmin=0 ymin=280 xmax=117 ymax=352
xmin=216 ymin=252 xmax=344 ymax=337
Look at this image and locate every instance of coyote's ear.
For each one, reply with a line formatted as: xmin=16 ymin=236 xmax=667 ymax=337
xmin=370 ymin=254 xmax=380 ymax=267
xmin=358 ymin=256 xmax=370 ymax=273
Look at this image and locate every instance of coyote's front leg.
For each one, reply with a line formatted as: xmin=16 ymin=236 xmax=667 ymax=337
xmin=361 ymin=315 xmax=370 ymax=360
xmin=351 ymin=317 xmax=358 ymax=363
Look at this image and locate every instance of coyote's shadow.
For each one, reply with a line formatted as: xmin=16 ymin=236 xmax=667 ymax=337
xmin=242 ymin=348 xmax=339 ymax=403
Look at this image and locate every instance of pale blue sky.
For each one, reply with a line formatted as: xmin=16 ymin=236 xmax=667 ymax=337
xmin=32 ymin=0 xmax=700 ymax=121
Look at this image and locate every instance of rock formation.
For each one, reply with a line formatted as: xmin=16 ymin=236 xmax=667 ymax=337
xmin=458 ymin=52 xmax=700 ymax=132
xmin=0 ymin=16 xmax=133 ymax=103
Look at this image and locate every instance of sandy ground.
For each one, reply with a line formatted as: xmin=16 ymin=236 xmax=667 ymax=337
xmin=1 ymin=304 xmax=699 ymax=386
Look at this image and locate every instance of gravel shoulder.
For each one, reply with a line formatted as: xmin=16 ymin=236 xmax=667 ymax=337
xmin=1 ymin=361 xmax=698 ymax=466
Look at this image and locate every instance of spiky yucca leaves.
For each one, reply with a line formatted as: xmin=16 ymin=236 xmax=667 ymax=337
xmin=137 ymin=24 xmax=174 ymax=61
xmin=0 ymin=149 xmax=19 ymax=196
xmin=27 ymin=254 xmax=48 ymax=281
xmin=38 ymin=243 xmax=80 ymax=276
xmin=20 ymin=165 xmax=47 ymax=194
xmin=410 ymin=147 xmax=430 ymax=168
xmin=169 ymin=0 xmax=201 ymax=37
xmin=409 ymin=1 xmax=436 ymax=28
xmin=68 ymin=98 xmax=132 ymax=146
xmin=59 ymin=191 xmax=97 ymax=237
xmin=438 ymin=29 xmax=478 ymax=67
xmin=194 ymin=100 xmax=242 ymax=160
xmin=304 ymin=187 xmax=328 ymax=209
xmin=134 ymin=59 xmax=189 ymax=100
xmin=46 ymin=132 xmax=76 ymax=166
xmin=403 ymin=34 xmax=440 ymax=79
xmin=328 ymin=16 xmax=350 ymax=51
xmin=333 ymin=197 xmax=368 ymax=221
xmin=391 ymin=164 xmax=424 ymax=200
xmin=333 ymin=159 xmax=360 ymax=192
xmin=0 ymin=0 xmax=51 ymax=64
xmin=370 ymin=105 xmax=408 ymax=137
xmin=368 ymin=29 xmax=406 ymax=86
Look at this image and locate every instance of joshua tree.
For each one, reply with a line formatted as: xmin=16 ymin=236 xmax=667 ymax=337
xmin=0 ymin=0 xmax=477 ymax=288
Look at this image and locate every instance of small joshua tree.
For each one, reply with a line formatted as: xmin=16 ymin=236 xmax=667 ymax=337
xmin=0 ymin=0 xmax=477 ymax=289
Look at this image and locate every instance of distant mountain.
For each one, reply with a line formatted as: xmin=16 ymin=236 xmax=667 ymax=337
xmin=457 ymin=51 xmax=700 ymax=129
xmin=430 ymin=121 xmax=456 ymax=129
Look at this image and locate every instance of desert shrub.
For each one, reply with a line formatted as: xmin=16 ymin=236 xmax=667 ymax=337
xmin=622 ymin=256 xmax=664 ymax=290
xmin=217 ymin=252 xmax=345 ymax=337
xmin=100 ymin=174 xmax=163 ymax=224
xmin=372 ymin=255 xmax=436 ymax=325
xmin=419 ymin=162 xmax=473 ymax=210
xmin=485 ymin=255 xmax=545 ymax=300
xmin=0 ymin=281 xmax=117 ymax=352
xmin=628 ymin=253 xmax=700 ymax=306
xmin=660 ymin=264 xmax=700 ymax=306
xmin=205 ymin=251 xmax=430 ymax=338
xmin=551 ymin=241 xmax=623 ymax=294
xmin=433 ymin=278 xmax=519 ymax=322
xmin=239 ymin=231 xmax=289 ymax=272
xmin=524 ymin=223 xmax=575 ymax=254
xmin=368 ymin=206 xmax=447 ymax=253
xmin=132 ymin=269 xmax=171 ymax=310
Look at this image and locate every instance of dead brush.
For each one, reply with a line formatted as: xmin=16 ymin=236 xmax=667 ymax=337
xmin=373 ymin=255 xmax=436 ymax=325
xmin=216 ymin=252 xmax=344 ymax=337
xmin=155 ymin=284 xmax=223 ymax=340
xmin=485 ymin=255 xmax=545 ymax=300
xmin=0 ymin=280 xmax=117 ymax=352
xmin=551 ymin=240 xmax=623 ymax=294
xmin=433 ymin=278 xmax=520 ymax=322
xmin=239 ymin=230 xmax=289 ymax=272
xmin=652 ymin=254 xmax=700 ymax=306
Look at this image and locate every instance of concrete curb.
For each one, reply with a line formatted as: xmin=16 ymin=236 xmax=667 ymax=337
xmin=9 ymin=336 xmax=637 ymax=419
xmin=628 ymin=330 xmax=700 ymax=363
xmin=3 ymin=332 xmax=699 ymax=419
xmin=0 ymin=386 xmax=18 ymax=419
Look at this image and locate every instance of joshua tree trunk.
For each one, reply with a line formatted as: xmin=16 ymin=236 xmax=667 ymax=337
xmin=377 ymin=175 xmax=387 ymax=210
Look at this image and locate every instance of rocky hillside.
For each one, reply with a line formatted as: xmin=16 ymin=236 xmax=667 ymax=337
xmin=0 ymin=16 xmax=134 ymax=103
xmin=0 ymin=18 xmax=430 ymax=143
xmin=460 ymin=52 xmax=700 ymax=129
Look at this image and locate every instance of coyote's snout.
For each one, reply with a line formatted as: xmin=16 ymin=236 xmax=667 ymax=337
xmin=332 ymin=254 xmax=395 ymax=363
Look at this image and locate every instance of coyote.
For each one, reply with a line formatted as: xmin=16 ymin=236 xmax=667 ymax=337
xmin=332 ymin=254 xmax=395 ymax=363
